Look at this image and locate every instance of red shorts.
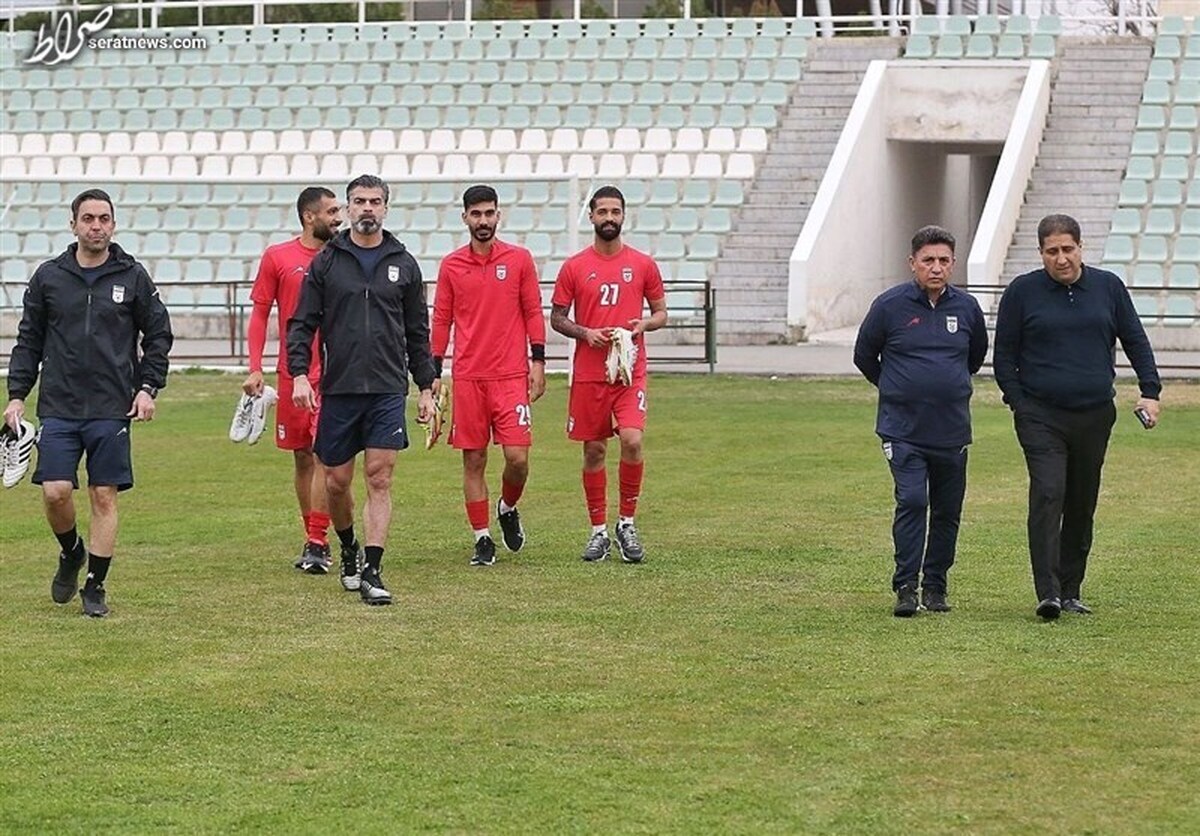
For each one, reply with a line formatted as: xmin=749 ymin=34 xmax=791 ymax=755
xmin=567 ymin=378 xmax=648 ymax=441
xmin=449 ymin=376 xmax=533 ymax=449
xmin=275 ymin=374 xmax=320 ymax=451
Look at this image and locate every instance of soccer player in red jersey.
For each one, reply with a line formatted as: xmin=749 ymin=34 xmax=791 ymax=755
xmin=432 ymin=185 xmax=547 ymax=566
xmin=242 ymin=187 xmax=341 ymax=573
xmin=550 ymin=185 xmax=668 ymax=563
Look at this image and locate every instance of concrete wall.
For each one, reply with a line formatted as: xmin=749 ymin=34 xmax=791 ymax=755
xmin=790 ymin=59 xmax=1047 ymax=337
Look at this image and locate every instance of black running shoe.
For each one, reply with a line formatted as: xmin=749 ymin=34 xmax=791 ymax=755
xmin=51 ymin=548 xmax=85 ymax=604
xmin=1036 ymin=597 xmax=1062 ymax=620
xmin=359 ymin=568 xmax=392 ymax=605
xmin=294 ymin=541 xmax=332 ymax=575
xmin=922 ymin=589 xmax=951 ymax=612
xmin=1061 ymin=598 xmax=1092 ymax=615
xmin=496 ymin=500 xmax=525 ymax=553
xmin=470 ymin=535 xmax=497 ymax=567
xmin=81 ymin=581 xmax=109 ymax=618
xmin=340 ymin=544 xmax=363 ymax=592
xmin=893 ymin=583 xmax=919 ymax=617
xmin=615 ymin=522 xmax=646 ymax=563
xmin=581 ymin=531 xmax=610 ymax=562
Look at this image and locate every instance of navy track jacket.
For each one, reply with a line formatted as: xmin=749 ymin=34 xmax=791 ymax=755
xmin=854 ymin=281 xmax=989 ymax=448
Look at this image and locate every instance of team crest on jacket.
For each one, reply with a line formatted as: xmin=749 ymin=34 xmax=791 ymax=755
xmin=496 ymin=264 xmax=507 ymax=281
xmin=111 ymin=285 xmax=125 ymax=303
xmin=621 ymin=266 xmax=633 ymax=283
xmin=388 ymin=265 xmax=400 ymax=283
xmin=946 ymin=316 xmax=958 ymax=334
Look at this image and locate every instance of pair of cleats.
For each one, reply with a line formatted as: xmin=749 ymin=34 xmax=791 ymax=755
xmin=336 ymin=543 xmax=392 ymax=606
xmin=1037 ymin=597 xmax=1093 ymax=620
xmin=51 ymin=548 xmax=108 ymax=618
xmin=581 ymin=522 xmax=646 ymax=564
xmin=470 ymin=500 xmax=527 ymax=566
xmin=1 ymin=419 xmax=36 ymax=488
xmin=229 ymin=386 xmax=277 ymax=445
xmin=893 ymin=584 xmax=950 ymax=617
xmin=605 ymin=327 xmax=638 ymax=386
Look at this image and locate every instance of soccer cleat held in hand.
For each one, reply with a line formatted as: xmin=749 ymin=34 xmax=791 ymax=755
xmin=230 ymin=386 xmax=277 ymax=444
xmin=605 ymin=327 xmax=637 ymax=386
xmin=1 ymin=419 xmax=36 ymax=489
xmin=425 ymin=384 xmax=449 ymax=450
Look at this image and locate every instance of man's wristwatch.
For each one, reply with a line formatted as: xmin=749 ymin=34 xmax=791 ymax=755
xmin=140 ymin=384 xmax=159 ymax=399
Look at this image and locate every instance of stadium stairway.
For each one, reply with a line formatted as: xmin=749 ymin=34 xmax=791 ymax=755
xmin=1002 ymin=37 xmax=1152 ymax=278
xmin=713 ymin=37 xmax=902 ymax=344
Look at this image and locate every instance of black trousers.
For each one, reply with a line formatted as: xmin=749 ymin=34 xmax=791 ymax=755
xmin=1013 ymin=398 xmax=1116 ymax=602
xmin=884 ymin=440 xmax=968 ymax=593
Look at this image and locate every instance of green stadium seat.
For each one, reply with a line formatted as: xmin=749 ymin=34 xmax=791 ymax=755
xmin=905 ymin=34 xmax=934 ymax=58
xmin=1182 ymin=208 xmax=1200 ymax=234
xmin=1035 ymin=15 xmax=1062 ymax=36
xmin=1170 ymin=105 xmax=1198 ymax=129
xmin=1102 ymin=235 xmax=1134 ymax=262
xmin=1110 ymin=208 xmax=1142 ymax=235
xmin=1152 ymin=181 xmax=1185 ymax=206
xmin=1006 ymin=15 xmax=1032 ymax=35
xmin=1143 ymin=208 xmax=1176 ymax=235
xmin=1160 ymin=157 xmax=1190 ymax=181
xmin=1139 ymin=235 xmax=1169 ymax=262
xmin=1182 ymin=60 xmax=1200 ymax=81
xmin=1169 ymin=264 xmax=1200 ymax=287
xmin=1164 ymin=293 xmax=1195 ymax=324
xmin=1137 ymin=105 xmax=1166 ymax=129
xmin=1158 ymin=17 xmax=1189 ymax=37
xmin=936 ymin=35 xmax=964 ymax=58
xmin=1188 ymin=34 xmax=1200 ymax=57
xmin=1177 ymin=79 xmax=1200 ymax=105
xmin=1131 ymin=132 xmax=1160 ymax=156
xmin=1142 ymin=80 xmax=1171 ymax=105
xmin=1154 ymin=36 xmax=1182 ymax=59
xmin=1028 ymin=34 xmax=1055 ymax=58
xmin=1126 ymin=156 xmax=1156 ymax=180
xmin=975 ymin=15 xmax=1002 ymax=35
xmin=966 ymin=34 xmax=995 ymax=58
xmin=1132 ymin=264 xmax=1165 ymax=287
xmin=1176 ymin=236 xmax=1200 ymax=263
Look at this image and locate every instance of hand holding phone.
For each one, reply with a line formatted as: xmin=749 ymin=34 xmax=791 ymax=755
xmin=1134 ymin=407 xmax=1154 ymax=429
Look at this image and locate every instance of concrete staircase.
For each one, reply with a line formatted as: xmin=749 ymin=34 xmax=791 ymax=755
xmin=1001 ymin=38 xmax=1152 ymax=280
xmin=713 ymin=37 xmax=902 ymax=344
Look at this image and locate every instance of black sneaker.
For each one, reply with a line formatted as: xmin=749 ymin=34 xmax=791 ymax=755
xmin=496 ymin=500 xmax=525 ymax=553
xmin=294 ymin=542 xmax=332 ymax=575
xmin=470 ymin=535 xmax=497 ymax=567
xmin=614 ymin=522 xmax=645 ymax=563
xmin=1061 ymin=598 xmax=1093 ymax=615
xmin=1036 ymin=597 xmax=1062 ymax=620
xmin=893 ymin=583 xmax=919 ymax=617
xmin=340 ymin=544 xmax=363 ymax=592
xmin=581 ymin=531 xmax=610 ymax=562
xmin=81 ymin=582 xmax=109 ymax=618
xmin=359 ymin=568 xmax=392 ymax=606
xmin=922 ymin=589 xmax=951 ymax=612
xmin=51 ymin=548 xmax=85 ymax=604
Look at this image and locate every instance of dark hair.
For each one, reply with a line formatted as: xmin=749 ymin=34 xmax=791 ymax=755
xmin=71 ymin=188 xmax=114 ymax=221
xmin=910 ymin=225 xmax=955 ymax=256
xmin=1037 ymin=214 xmax=1081 ymax=248
xmin=462 ymin=184 xmax=498 ymax=211
xmin=588 ymin=185 xmax=625 ymax=211
xmin=296 ymin=186 xmax=336 ymax=225
xmin=346 ymin=174 xmax=389 ymax=204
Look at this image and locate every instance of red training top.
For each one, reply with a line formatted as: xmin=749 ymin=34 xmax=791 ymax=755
xmin=248 ymin=237 xmax=322 ymax=378
xmin=432 ymin=239 xmax=546 ymax=381
xmin=551 ymin=244 xmax=665 ymax=383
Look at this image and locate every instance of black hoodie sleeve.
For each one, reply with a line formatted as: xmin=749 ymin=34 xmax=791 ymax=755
xmin=133 ymin=264 xmax=174 ymax=390
xmin=401 ymin=256 xmax=436 ymax=391
xmin=7 ymin=268 xmax=47 ymax=401
xmin=287 ymin=253 xmax=326 ymax=378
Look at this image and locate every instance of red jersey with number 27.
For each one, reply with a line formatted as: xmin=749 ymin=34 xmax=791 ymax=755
xmin=552 ymin=244 xmax=665 ymax=383
xmin=250 ymin=237 xmax=321 ymax=377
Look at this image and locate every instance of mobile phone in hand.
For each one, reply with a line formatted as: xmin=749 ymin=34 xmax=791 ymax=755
xmin=1134 ymin=407 xmax=1153 ymax=429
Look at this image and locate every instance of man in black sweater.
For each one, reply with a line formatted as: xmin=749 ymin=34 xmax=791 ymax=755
xmin=993 ymin=214 xmax=1161 ymax=620
xmin=854 ymin=226 xmax=989 ymax=617
xmin=5 ymin=189 xmax=173 ymax=618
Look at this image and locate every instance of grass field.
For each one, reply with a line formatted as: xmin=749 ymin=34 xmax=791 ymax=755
xmin=1 ymin=372 xmax=1198 ymax=833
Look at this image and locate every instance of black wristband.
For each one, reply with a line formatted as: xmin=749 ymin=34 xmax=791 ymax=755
xmin=140 ymin=384 xmax=158 ymax=399
xmin=531 ymin=344 xmax=545 ymax=362
xmin=433 ymin=357 xmax=444 ymax=377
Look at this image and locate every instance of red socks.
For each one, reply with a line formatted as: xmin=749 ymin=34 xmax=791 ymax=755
xmin=619 ymin=460 xmax=644 ymax=519
xmin=501 ymin=477 xmax=524 ymax=509
xmin=304 ymin=511 xmax=331 ymax=546
xmin=582 ymin=469 xmax=607 ymax=526
xmin=466 ymin=499 xmax=490 ymax=531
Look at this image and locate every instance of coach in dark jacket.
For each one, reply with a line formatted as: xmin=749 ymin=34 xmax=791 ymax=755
xmin=5 ymin=188 xmax=173 ymax=618
xmin=285 ymin=175 xmax=435 ymax=607
xmin=854 ymin=225 xmax=988 ymax=617
xmin=994 ymin=214 xmax=1161 ymax=621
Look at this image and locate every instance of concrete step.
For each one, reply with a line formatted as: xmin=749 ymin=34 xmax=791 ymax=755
xmin=711 ymin=261 xmax=789 ymax=279
xmin=720 ymin=245 xmax=795 ymax=260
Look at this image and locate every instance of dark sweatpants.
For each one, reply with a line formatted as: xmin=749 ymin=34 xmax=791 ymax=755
xmin=1013 ymin=398 xmax=1116 ymax=602
xmin=885 ymin=440 xmax=968 ymax=593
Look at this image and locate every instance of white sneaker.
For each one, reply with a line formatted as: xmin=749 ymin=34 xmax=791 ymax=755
xmin=605 ymin=327 xmax=637 ymax=386
xmin=247 ymin=385 xmax=277 ymax=445
xmin=2 ymin=419 xmax=36 ymax=488
xmin=229 ymin=393 xmax=255 ymax=442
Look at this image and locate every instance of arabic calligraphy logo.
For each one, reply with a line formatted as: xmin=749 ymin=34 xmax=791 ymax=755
xmin=24 ymin=4 xmax=114 ymax=66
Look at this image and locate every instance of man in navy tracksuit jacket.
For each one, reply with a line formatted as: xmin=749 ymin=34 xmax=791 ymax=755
xmin=854 ymin=226 xmax=988 ymax=617
xmin=994 ymin=214 xmax=1161 ymax=620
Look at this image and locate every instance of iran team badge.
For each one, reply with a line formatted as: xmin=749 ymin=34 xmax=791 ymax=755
xmin=496 ymin=264 xmax=507 ymax=280
xmin=946 ymin=316 xmax=958 ymax=334
xmin=111 ymin=285 xmax=125 ymax=303
xmin=621 ymin=266 xmax=633 ymax=283
xmin=388 ymin=265 xmax=400 ymax=282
